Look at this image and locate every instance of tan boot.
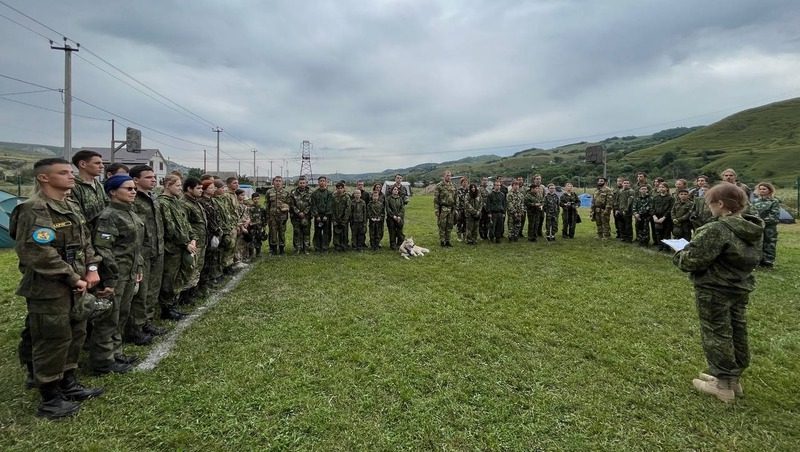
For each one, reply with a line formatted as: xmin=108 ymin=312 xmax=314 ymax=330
xmin=692 ymin=377 xmax=735 ymax=403
xmin=698 ymin=372 xmax=744 ymax=398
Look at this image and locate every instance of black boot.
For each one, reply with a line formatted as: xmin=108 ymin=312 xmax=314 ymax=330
xmin=161 ymin=306 xmax=186 ymax=321
xmin=60 ymin=369 xmax=104 ymax=401
xmin=37 ymin=381 xmax=80 ymax=419
xmin=269 ymin=245 xmax=277 ymax=255
xmin=279 ymin=245 xmax=285 ymax=255
xmin=24 ymin=361 xmax=35 ymax=390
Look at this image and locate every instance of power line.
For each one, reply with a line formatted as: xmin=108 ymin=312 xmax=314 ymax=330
xmin=0 ymin=96 xmax=107 ymax=121
xmin=0 ymin=0 xmax=65 ymax=39
xmin=0 ymin=11 xmax=57 ymax=42
xmin=0 ymin=72 xmax=60 ymax=91
xmin=0 ymin=89 xmax=53 ymax=96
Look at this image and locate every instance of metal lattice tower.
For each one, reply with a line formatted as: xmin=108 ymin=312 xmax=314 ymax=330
xmin=299 ymin=140 xmax=313 ymax=181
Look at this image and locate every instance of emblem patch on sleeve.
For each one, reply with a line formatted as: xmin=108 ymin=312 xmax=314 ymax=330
xmin=32 ymin=228 xmax=56 ymax=244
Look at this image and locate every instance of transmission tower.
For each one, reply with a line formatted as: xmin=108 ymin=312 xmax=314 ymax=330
xmin=299 ymin=140 xmax=313 ymax=181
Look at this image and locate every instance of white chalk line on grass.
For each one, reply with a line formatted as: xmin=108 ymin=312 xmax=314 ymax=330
xmin=137 ymin=265 xmax=253 ymax=371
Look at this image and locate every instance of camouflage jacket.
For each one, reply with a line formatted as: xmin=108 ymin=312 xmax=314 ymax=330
xmin=386 ymin=194 xmax=404 ymax=220
xmin=632 ymin=194 xmax=652 ymax=217
xmin=651 ymin=193 xmax=674 ymax=218
xmin=671 ymin=199 xmax=693 ymax=224
xmin=691 ymin=196 xmax=713 ymax=228
xmin=524 ymin=190 xmax=544 ymax=213
xmin=332 ymin=191 xmax=351 ymax=225
xmin=616 ymin=188 xmax=635 ymax=214
xmin=212 ymin=196 xmax=235 ymax=233
xmin=247 ymin=200 xmax=266 ymax=227
xmin=181 ymin=194 xmax=208 ymax=247
xmin=592 ymin=186 xmax=614 ymax=212
xmin=133 ymin=190 xmax=165 ymax=258
xmin=310 ymin=188 xmax=333 ymax=218
xmin=199 ymin=196 xmax=223 ymax=238
xmin=390 ymin=183 xmax=410 ymax=204
xmin=464 ymin=194 xmax=484 ymax=219
xmin=456 ymin=187 xmax=469 ymax=211
xmin=70 ymin=177 xmax=109 ymax=225
xmin=674 ymin=214 xmax=763 ymax=292
xmin=434 ymin=181 xmax=457 ymax=211
xmin=290 ymin=187 xmax=312 ymax=219
xmin=506 ymin=190 xmax=525 ymax=216
xmin=158 ymin=194 xmax=195 ymax=255
xmin=752 ymin=197 xmax=780 ymax=226
xmin=486 ymin=190 xmax=506 ymax=214
xmin=478 ymin=185 xmax=491 ymax=203
xmin=543 ymin=193 xmax=560 ymax=216
xmin=367 ymin=197 xmax=385 ymax=222
xmin=220 ymin=193 xmax=239 ymax=229
xmin=560 ymin=192 xmax=580 ymax=210
xmin=266 ymin=187 xmax=291 ymax=219
xmin=93 ymin=201 xmax=144 ymax=287
xmin=350 ymin=198 xmax=367 ymax=223
xmin=10 ymin=195 xmax=100 ymax=302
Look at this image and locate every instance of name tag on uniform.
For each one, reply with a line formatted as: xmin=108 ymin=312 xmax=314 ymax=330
xmin=53 ymin=221 xmax=73 ymax=229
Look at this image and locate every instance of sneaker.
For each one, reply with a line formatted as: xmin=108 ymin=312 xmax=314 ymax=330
xmin=692 ymin=377 xmax=735 ymax=403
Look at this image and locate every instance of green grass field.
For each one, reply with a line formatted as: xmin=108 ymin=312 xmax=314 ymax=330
xmin=0 ymin=195 xmax=798 ymax=450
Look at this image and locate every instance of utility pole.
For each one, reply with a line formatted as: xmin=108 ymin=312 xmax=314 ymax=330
xmin=203 ymin=149 xmax=207 ymax=174
xmin=237 ymin=160 xmax=241 ymax=179
xmin=51 ymin=38 xmax=79 ymax=160
xmin=110 ymin=119 xmax=115 ymax=163
xmin=252 ymin=149 xmax=257 ymax=187
xmin=212 ymin=127 xmax=223 ymax=173
xmin=270 ymin=160 xmax=274 ymax=180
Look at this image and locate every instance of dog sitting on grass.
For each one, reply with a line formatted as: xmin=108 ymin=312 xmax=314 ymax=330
xmin=399 ymin=237 xmax=430 ymax=259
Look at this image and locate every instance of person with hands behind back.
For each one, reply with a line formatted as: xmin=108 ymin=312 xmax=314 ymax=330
xmin=11 ymin=158 xmax=104 ymax=419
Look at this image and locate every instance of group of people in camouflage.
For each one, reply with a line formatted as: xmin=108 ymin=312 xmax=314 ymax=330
xmin=434 ymin=172 xmax=582 ymax=246
xmin=598 ymin=169 xmax=781 ymax=267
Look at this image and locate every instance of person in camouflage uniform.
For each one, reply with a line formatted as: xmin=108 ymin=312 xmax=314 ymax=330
xmin=290 ymin=176 xmax=313 ymax=254
xmin=350 ymin=189 xmax=367 ymax=251
xmin=560 ymin=182 xmax=580 ymax=239
xmin=386 ymin=185 xmax=405 ymax=249
xmin=524 ymin=185 xmax=544 ymax=242
xmin=234 ymin=189 xmax=252 ymax=262
xmin=651 ymin=183 xmax=675 ymax=251
xmin=221 ymin=177 xmax=240 ymax=269
xmin=89 ymin=175 xmax=143 ymax=375
xmin=158 ymin=175 xmax=197 ymax=320
xmin=179 ymin=178 xmax=207 ymax=300
xmin=331 ymin=181 xmax=351 ymax=251
xmin=543 ymin=184 xmax=560 ymax=241
xmin=198 ymin=180 xmax=223 ymax=291
xmin=11 ymin=158 xmax=104 ymax=419
xmin=671 ymin=188 xmax=693 ymax=241
xmin=266 ymin=176 xmax=291 ymax=255
xmin=611 ymin=176 xmax=625 ymax=239
xmin=463 ymin=183 xmax=483 ymax=245
xmin=391 ymin=174 xmax=410 ymax=205
xmin=455 ymin=177 xmax=469 ymax=242
xmin=247 ymin=193 xmax=266 ymax=258
xmin=591 ymin=177 xmax=614 ymax=239
xmin=310 ymin=176 xmax=334 ymax=253
xmin=69 ymin=150 xmax=108 ymax=226
xmin=367 ymin=190 xmax=385 ymax=251
xmin=690 ymin=175 xmax=713 ymax=231
xmin=514 ymin=176 xmax=527 ymax=236
xmin=209 ymin=180 xmax=231 ymax=283
xmin=486 ymin=179 xmax=506 ymax=243
xmin=478 ymin=177 xmax=491 ymax=240
xmin=529 ymin=174 xmax=546 ymax=238
xmin=128 ymin=165 xmax=164 ymax=341
xmin=615 ymin=179 xmax=635 ymax=242
xmin=505 ymin=180 xmax=525 ymax=242
xmin=434 ymin=170 xmax=457 ymax=246
xmin=752 ymin=182 xmax=780 ymax=267
xmin=632 ymin=185 xmax=653 ymax=246
xmin=673 ymin=182 xmax=763 ymax=403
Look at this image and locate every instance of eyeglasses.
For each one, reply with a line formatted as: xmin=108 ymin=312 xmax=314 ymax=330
xmin=122 ymin=187 xmax=137 ymax=192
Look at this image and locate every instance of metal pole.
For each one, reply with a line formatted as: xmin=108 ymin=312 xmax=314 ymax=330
xmin=270 ymin=160 xmax=273 ymax=180
xmin=110 ymin=119 xmax=115 ymax=163
xmin=212 ymin=127 xmax=222 ymax=173
xmin=51 ymin=39 xmax=78 ymax=160
xmin=252 ymin=149 xmax=257 ymax=186
xmin=203 ymin=149 xmax=206 ymax=174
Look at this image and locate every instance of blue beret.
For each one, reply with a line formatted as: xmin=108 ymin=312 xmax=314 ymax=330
xmin=104 ymin=175 xmax=134 ymax=193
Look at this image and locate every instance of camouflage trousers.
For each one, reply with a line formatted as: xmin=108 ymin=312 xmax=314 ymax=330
xmin=369 ymin=219 xmax=384 ymax=248
xmin=437 ymin=208 xmax=455 ymax=242
xmin=653 ymin=217 xmax=671 ymax=248
xmin=466 ymin=215 xmax=480 ymax=243
xmin=351 ymin=221 xmax=366 ymax=250
xmin=90 ymin=278 xmax=135 ymax=370
xmin=635 ymin=217 xmax=650 ymax=245
xmin=269 ymin=215 xmax=288 ymax=247
xmin=181 ymin=242 xmax=205 ymax=291
xmin=594 ymin=208 xmax=612 ymax=238
xmin=159 ymin=251 xmax=184 ymax=309
xmin=333 ymin=222 xmax=348 ymax=251
xmin=129 ymin=251 xmax=163 ymax=336
xmin=762 ymin=224 xmax=778 ymax=265
xmin=456 ymin=209 xmax=466 ymax=236
xmin=545 ymin=214 xmax=558 ymax=238
xmin=221 ymin=229 xmax=237 ymax=267
xmin=25 ymin=296 xmax=86 ymax=385
xmin=695 ymin=287 xmax=750 ymax=378
xmin=672 ymin=221 xmax=692 ymax=241
xmin=291 ymin=218 xmax=311 ymax=252
xmin=507 ymin=213 xmax=522 ymax=240
xmin=527 ymin=209 xmax=543 ymax=240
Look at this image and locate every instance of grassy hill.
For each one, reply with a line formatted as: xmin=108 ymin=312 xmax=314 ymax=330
xmin=622 ymin=98 xmax=800 ymax=186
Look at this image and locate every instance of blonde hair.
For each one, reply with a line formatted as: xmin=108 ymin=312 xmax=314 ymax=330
xmin=163 ymin=174 xmax=182 ymax=188
xmin=756 ymin=182 xmax=775 ymax=197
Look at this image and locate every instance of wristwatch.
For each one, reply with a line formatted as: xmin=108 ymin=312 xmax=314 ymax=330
xmin=88 ymin=264 xmax=99 ymax=272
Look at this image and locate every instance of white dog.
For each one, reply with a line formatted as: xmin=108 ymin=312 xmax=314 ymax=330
xmin=399 ymin=237 xmax=430 ymax=259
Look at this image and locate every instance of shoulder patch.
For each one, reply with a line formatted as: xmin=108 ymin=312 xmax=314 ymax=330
xmin=32 ymin=227 xmax=56 ymax=244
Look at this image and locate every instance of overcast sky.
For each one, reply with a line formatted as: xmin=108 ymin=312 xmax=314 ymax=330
xmin=1 ymin=0 xmax=798 ymax=176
